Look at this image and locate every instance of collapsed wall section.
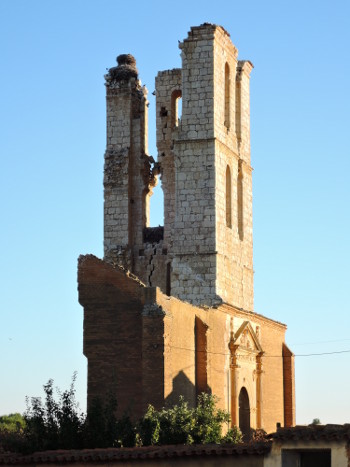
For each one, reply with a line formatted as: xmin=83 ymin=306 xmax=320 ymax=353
xmin=78 ymin=255 xmax=168 ymax=419
xmin=78 ymin=255 xmax=144 ymax=417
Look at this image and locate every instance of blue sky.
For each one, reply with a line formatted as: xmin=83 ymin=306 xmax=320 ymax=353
xmin=1 ymin=0 xmax=349 ymax=425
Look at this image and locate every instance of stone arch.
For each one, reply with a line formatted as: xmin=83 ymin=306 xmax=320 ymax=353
xmin=238 ymin=386 xmax=250 ymax=438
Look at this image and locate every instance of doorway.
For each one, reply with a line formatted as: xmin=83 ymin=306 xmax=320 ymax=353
xmin=238 ymin=387 xmax=250 ymax=439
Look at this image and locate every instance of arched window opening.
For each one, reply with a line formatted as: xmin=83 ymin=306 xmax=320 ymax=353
xmin=177 ymin=95 xmax=182 ymax=122
xmin=237 ymin=164 xmax=244 ymax=240
xmin=224 ymin=62 xmax=230 ymax=129
xmin=239 ymin=387 xmax=250 ymax=440
xmin=171 ymin=90 xmax=182 ymax=127
xmin=226 ymin=165 xmax=232 ymax=228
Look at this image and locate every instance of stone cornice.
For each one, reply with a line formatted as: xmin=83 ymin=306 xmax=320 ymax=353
xmin=237 ymin=60 xmax=254 ymax=79
xmin=220 ymin=302 xmax=287 ymax=330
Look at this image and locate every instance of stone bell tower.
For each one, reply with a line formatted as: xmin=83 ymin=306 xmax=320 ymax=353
xmin=157 ymin=24 xmax=254 ymax=310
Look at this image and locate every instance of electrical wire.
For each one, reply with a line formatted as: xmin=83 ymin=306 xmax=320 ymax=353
xmin=166 ymin=344 xmax=350 ymax=358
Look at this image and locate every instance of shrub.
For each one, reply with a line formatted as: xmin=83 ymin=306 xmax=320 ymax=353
xmin=137 ymin=393 xmax=242 ymax=446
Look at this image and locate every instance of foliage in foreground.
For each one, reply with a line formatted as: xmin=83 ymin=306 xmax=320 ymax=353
xmin=0 ymin=414 xmax=26 ymax=433
xmin=24 ymin=374 xmax=85 ymax=451
xmin=137 ymin=394 xmax=241 ymax=446
xmin=0 ymin=375 xmax=241 ymax=454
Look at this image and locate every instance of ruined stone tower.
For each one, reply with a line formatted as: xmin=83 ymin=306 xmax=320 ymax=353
xmin=104 ymin=24 xmax=253 ymax=310
xmin=79 ymin=23 xmax=295 ymax=435
xmin=103 ymin=54 xmax=155 ymax=266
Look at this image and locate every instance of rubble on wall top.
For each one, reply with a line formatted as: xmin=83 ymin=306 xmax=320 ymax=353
xmin=188 ymin=22 xmax=231 ymax=37
xmin=156 ymin=67 xmax=181 ymax=77
xmin=143 ymin=226 xmax=164 ymax=244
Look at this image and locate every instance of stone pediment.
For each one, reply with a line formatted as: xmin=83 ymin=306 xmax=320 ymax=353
xmin=233 ymin=321 xmax=263 ymax=353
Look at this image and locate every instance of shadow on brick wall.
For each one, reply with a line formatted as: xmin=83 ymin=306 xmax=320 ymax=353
xmin=165 ymin=371 xmax=212 ymax=407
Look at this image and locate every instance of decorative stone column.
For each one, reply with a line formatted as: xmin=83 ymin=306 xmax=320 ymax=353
xmin=229 ymin=333 xmax=240 ymax=427
xmin=256 ymin=351 xmax=264 ymax=429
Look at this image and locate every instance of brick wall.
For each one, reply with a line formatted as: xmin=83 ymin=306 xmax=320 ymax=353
xmin=78 ymin=255 xmax=145 ymax=418
xmin=283 ymin=343 xmax=296 ymax=427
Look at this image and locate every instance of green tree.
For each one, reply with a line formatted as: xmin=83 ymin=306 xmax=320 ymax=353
xmin=311 ymin=418 xmax=321 ymax=425
xmin=0 ymin=413 xmax=28 ymax=454
xmin=0 ymin=414 xmax=26 ymax=432
xmin=24 ymin=372 xmax=85 ymax=451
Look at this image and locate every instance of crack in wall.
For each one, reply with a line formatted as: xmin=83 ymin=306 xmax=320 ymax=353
xmin=147 ymin=245 xmax=158 ymax=286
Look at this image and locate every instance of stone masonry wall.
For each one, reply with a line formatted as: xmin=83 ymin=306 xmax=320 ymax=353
xmin=169 ymin=25 xmax=218 ymax=305
xmin=103 ymin=55 xmax=158 ymax=271
xmin=157 ymin=24 xmax=254 ymax=309
xmin=212 ymin=30 xmax=254 ymax=311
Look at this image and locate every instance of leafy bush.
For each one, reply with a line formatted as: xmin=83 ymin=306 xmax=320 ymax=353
xmin=136 ymin=393 xmax=242 ymax=446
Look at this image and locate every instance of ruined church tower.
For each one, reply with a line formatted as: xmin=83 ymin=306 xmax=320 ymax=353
xmin=79 ymin=23 xmax=295 ymax=435
xmin=103 ymin=25 xmax=253 ymax=311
